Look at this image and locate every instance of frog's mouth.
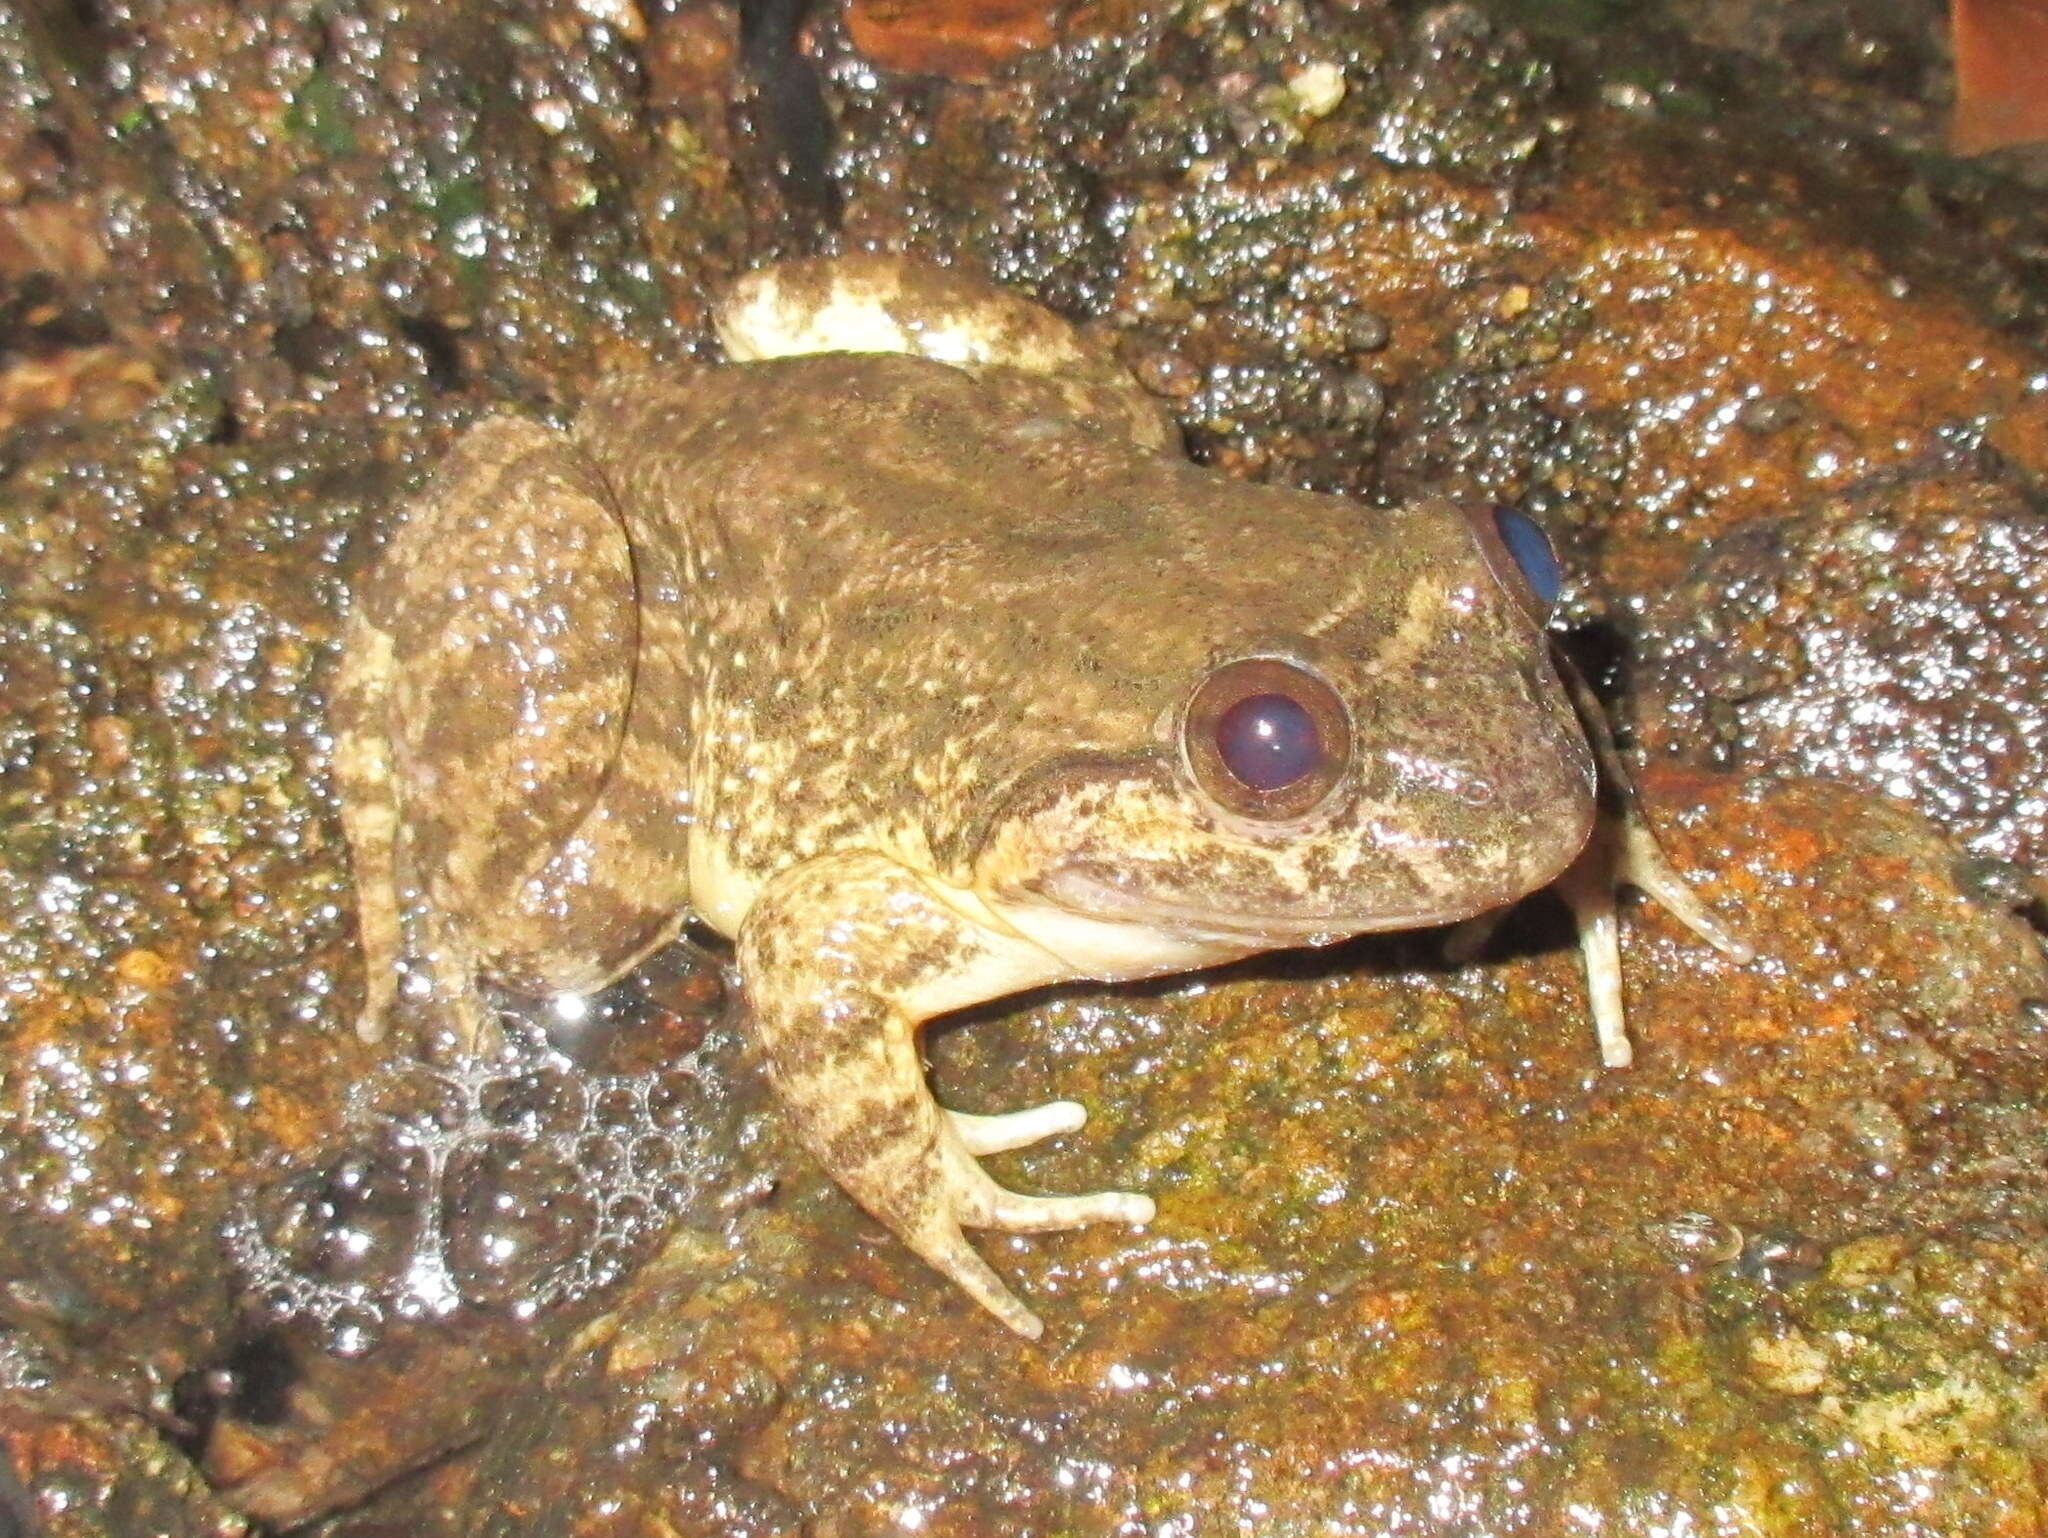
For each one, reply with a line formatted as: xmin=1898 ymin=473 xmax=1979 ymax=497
xmin=1036 ymin=866 xmax=1502 ymax=948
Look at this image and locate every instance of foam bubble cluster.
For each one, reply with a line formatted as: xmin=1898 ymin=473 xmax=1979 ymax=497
xmin=226 ymin=1018 xmax=740 ymax=1357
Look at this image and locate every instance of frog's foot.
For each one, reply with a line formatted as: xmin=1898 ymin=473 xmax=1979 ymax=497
xmin=823 ymin=1109 xmax=1154 ymax=1342
xmin=716 ymin=254 xmax=1176 ymax=452
xmin=1557 ymin=803 xmax=1756 ymax=1069
xmin=907 ymin=1109 xmax=1152 ymax=1337
xmin=741 ymin=849 xmax=1162 ymax=1339
xmin=946 ymin=1100 xmax=1086 ymax=1155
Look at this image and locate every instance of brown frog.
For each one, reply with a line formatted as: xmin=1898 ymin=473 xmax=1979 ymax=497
xmin=331 ymin=256 xmax=1746 ymax=1338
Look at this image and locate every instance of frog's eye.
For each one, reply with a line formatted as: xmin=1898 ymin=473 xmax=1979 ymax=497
xmin=1467 ymin=504 xmax=1562 ymax=627
xmin=1183 ymin=657 xmax=1351 ymax=821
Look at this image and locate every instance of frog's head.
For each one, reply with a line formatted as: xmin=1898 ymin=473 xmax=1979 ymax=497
xmin=971 ymin=499 xmax=1599 ymax=978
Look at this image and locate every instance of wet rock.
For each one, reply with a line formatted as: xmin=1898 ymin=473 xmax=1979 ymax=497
xmin=0 ymin=1398 xmax=247 ymax=1538
xmin=1632 ymin=472 xmax=2048 ymax=866
xmin=2 ymin=0 xmax=2047 ymax=1527
xmin=351 ymin=773 xmax=2048 ymax=1534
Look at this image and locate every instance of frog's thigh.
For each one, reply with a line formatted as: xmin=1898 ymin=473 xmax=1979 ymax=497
xmin=717 ymin=255 xmax=1176 ymax=452
xmin=740 ymin=850 xmax=1153 ymax=1339
xmin=368 ymin=415 xmax=655 ymax=981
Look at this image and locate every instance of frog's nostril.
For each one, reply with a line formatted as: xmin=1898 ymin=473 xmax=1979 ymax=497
xmin=1216 ymin=692 xmax=1320 ymax=791
xmin=1183 ymin=656 xmax=1351 ymax=820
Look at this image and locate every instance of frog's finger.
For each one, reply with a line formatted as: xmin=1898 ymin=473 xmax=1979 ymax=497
xmin=1616 ymin=818 xmax=1756 ymax=963
xmin=970 ymin=1186 xmax=1157 ymax=1234
xmin=1556 ymin=849 xmax=1634 ymax=1070
xmin=947 ymin=1101 xmax=1087 ymax=1156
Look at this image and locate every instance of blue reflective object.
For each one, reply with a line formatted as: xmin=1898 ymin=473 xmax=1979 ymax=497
xmin=1492 ymin=505 xmax=1562 ymax=609
xmin=1216 ymin=691 xmax=1321 ymax=792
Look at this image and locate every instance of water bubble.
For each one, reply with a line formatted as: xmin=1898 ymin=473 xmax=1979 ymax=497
xmin=606 ymin=1191 xmax=656 ymax=1231
xmin=256 ymin=1142 xmax=428 ymax=1289
xmin=323 ymin=1305 xmax=384 ymax=1359
xmin=480 ymin=1069 xmax=587 ymax=1137
xmin=351 ymin=1064 xmax=467 ymax=1135
xmin=259 ymin=1286 xmax=299 ymax=1322
xmin=645 ymin=1067 xmax=701 ymax=1131
xmin=1640 ymin=1212 xmax=1743 ymax=1269
xmin=442 ymin=1136 xmax=594 ymax=1305
xmin=229 ymin=1000 xmax=737 ymax=1352
xmin=576 ymin=1132 xmax=627 ymax=1181
xmin=581 ymin=1230 xmax=653 ymax=1288
xmin=593 ymin=1083 xmax=644 ymax=1129
xmin=628 ymin=1135 xmax=678 ymax=1183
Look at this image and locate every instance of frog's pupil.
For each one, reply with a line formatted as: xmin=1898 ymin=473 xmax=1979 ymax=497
xmin=1215 ymin=692 xmax=1321 ymax=792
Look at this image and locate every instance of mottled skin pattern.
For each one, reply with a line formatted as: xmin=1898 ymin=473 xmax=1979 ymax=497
xmin=332 ymin=257 xmax=1613 ymax=1337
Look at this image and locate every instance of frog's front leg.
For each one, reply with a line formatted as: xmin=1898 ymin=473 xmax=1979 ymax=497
xmin=1552 ymin=656 xmax=1754 ymax=1068
xmin=737 ymin=850 xmax=1154 ymax=1339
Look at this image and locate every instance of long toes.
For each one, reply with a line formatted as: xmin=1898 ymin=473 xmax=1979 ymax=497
xmin=947 ymin=1100 xmax=1087 ymax=1155
xmin=974 ymin=1186 xmax=1157 ymax=1234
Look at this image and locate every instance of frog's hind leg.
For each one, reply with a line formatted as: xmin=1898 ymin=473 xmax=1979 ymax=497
xmin=334 ymin=415 xmax=678 ymax=1049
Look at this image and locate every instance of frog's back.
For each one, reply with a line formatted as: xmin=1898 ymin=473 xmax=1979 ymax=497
xmin=568 ymin=351 xmax=1483 ymax=886
xmin=572 ymin=350 xmax=1423 ymax=736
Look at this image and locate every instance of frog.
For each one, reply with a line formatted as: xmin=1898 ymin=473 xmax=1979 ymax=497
xmin=330 ymin=255 xmax=1749 ymax=1339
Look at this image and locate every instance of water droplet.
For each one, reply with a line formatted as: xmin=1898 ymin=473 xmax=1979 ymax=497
xmin=324 ymin=1306 xmax=384 ymax=1359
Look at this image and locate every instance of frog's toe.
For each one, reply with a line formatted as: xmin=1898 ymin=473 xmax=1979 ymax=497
xmin=354 ymin=1003 xmax=390 ymax=1045
xmin=903 ymin=1215 xmax=1048 ymax=1340
xmin=947 ymin=1100 xmax=1087 ymax=1155
xmin=892 ymin=1157 xmax=1148 ymax=1339
xmin=939 ymin=1126 xmax=1154 ymax=1233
